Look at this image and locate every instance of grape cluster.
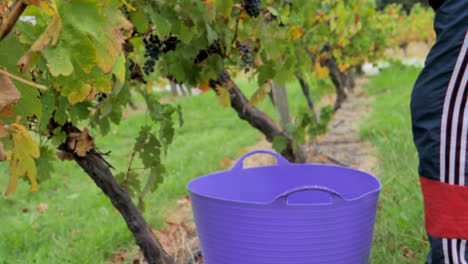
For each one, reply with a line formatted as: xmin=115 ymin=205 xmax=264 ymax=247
xmin=237 ymin=43 xmax=254 ymax=73
xmin=142 ymin=34 xmax=180 ymax=75
xmin=97 ymin=93 xmax=107 ymax=102
xmin=244 ymin=0 xmax=262 ymax=18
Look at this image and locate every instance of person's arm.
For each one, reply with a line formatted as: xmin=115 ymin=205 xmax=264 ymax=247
xmin=428 ymin=0 xmax=444 ymax=10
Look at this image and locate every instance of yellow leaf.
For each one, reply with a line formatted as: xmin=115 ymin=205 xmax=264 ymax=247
xmin=289 ymin=26 xmax=304 ymax=41
xmin=215 ymin=85 xmax=231 ymax=107
xmin=67 ymin=83 xmax=92 ymax=105
xmin=314 ymin=62 xmax=330 ymax=78
xmin=338 ymin=62 xmax=350 ymax=73
xmin=239 ymin=10 xmax=249 ymax=20
xmin=112 ymin=55 xmax=126 ymax=84
xmin=95 ymin=14 xmax=133 ymax=74
xmin=39 ymin=2 xmax=56 ymax=16
xmin=6 ymin=123 xmax=40 ymax=195
xmin=249 ymin=82 xmax=271 ymax=106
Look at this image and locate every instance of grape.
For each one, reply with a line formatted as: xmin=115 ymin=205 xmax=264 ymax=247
xmin=143 ymin=59 xmax=156 ymax=75
xmin=236 ymin=42 xmax=254 ymax=72
xmin=128 ymin=58 xmax=136 ymax=71
xmin=142 ymin=34 xmax=180 ymax=75
xmin=244 ymin=0 xmax=261 ymax=18
xmin=97 ymin=92 xmax=108 ymax=102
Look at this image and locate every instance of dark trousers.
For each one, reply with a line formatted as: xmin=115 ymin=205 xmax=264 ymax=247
xmin=411 ymin=1 xmax=468 ymax=263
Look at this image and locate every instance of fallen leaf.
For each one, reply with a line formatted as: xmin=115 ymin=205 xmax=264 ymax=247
xmin=0 ymin=72 xmax=21 ymax=114
xmin=67 ymin=128 xmax=95 ymax=157
xmin=238 ymin=148 xmax=248 ymax=155
xmin=108 ymin=251 xmax=127 ymax=264
xmin=37 ymin=202 xmax=49 ymax=213
xmin=219 ymin=157 xmax=234 ymax=169
xmin=401 ymin=244 xmax=414 ymax=259
xmin=151 ymin=229 xmax=171 ymax=247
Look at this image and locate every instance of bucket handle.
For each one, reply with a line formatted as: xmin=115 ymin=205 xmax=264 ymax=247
xmin=273 ymin=185 xmax=345 ymax=205
xmin=231 ymin=150 xmax=290 ymax=171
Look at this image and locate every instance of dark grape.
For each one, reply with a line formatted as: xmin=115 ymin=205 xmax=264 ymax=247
xmin=97 ymin=92 xmax=107 ymax=102
xmin=244 ymin=0 xmax=261 ymax=18
xmin=142 ymin=34 xmax=180 ymax=75
xmin=128 ymin=58 xmax=136 ymax=71
xmin=144 ymin=34 xmax=163 ymax=61
xmin=236 ymin=42 xmax=254 ymax=72
xmin=143 ymin=59 xmax=156 ymax=75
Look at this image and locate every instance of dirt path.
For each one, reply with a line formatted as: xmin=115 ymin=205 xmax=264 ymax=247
xmin=234 ymin=78 xmax=377 ymax=173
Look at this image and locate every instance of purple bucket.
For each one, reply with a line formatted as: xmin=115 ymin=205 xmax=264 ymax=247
xmin=187 ymin=150 xmax=382 ymax=264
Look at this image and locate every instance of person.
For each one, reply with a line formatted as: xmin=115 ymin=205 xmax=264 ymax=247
xmin=411 ymin=0 xmax=468 ymax=263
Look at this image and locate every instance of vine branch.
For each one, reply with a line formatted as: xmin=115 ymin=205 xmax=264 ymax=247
xmin=0 ymin=1 xmax=28 ymax=41
xmin=0 ymin=68 xmax=48 ymax=90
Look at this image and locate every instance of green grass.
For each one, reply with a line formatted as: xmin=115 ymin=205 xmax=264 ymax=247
xmin=360 ymin=64 xmax=429 ymax=263
xmin=0 ymin=77 xmax=316 ymax=263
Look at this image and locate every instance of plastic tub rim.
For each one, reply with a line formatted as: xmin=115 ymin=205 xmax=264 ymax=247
xmin=187 ymin=162 xmax=382 ymax=206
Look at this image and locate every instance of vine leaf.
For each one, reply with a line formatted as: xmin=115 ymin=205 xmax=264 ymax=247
xmin=289 ymin=26 xmax=304 ymax=40
xmin=17 ymin=13 xmax=62 ymax=73
xmin=249 ymin=82 xmax=271 ymax=106
xmin=67 ymin=128 xmax=95 ymax=157
xmin=314 ymin=62 xmax=330 ymax=78
xmin=0 ymin=73 xmax=21 ymax=114
xmin=6 ymin=123 xmax=40 ymax=195
xmin=214 ymin=84 xmax=231 ymax=107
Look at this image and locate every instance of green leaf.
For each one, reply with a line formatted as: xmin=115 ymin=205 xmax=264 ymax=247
xmin=206 ymin=24 xmax=217 ymax=44
xmin=39 ymin=91 xmax=55 ymax=131
xmin=267 ymin=7 xmax=279 ymax=16
xmin=43 ymin=45 xmax=74 ymax=76
xmin=272 ymin=135 xmax=288 ymax=153
xmin=216 ymin=0 xmax=234 ymax=17
xmin=152 ymin=13 xmax=172 ymax=36
xmin=51 ymin=127 xmax=67 ymax=146
xmin=35 ymin=146 xmax=56 ymax=182
xmin=130 ymin=10 xmax=149 ymax=33
xmin=112 ymin=55 xmax=126 ymax=83
xmin=13 ymin=83 xmax=42 ymax=119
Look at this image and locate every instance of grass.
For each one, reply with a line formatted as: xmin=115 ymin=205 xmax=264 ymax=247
xmin=360 ymin=64 xmax=429 ymax=263
xmin=0 ymin=77 xmax=317 ymax=263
